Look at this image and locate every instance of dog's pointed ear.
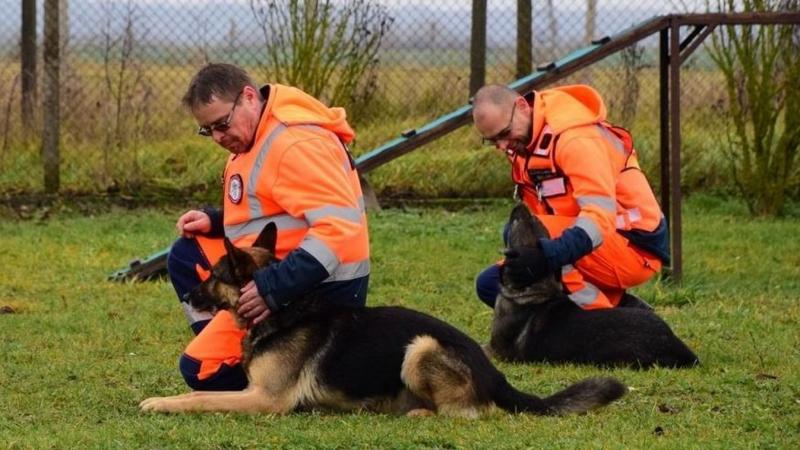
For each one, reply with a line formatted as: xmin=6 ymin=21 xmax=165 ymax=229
xmin=508 ymin=203 xmax=550 ymax=247
xmin=223 ymin=237 xmax=237 ymax=258
xmin=223 ymin=237 xmax=247 ymax=271
xmin=253 ymin=222 xmax=277 ymax=253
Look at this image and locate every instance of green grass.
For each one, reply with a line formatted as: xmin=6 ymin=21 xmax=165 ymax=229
xmin=1 ymin=196 xmax=799 ymax=449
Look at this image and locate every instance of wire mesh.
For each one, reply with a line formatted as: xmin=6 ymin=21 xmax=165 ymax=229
xmin=0 ymin=0 xmax=788 ymax=196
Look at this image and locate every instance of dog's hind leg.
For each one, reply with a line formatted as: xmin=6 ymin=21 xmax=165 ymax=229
xmin=401 ymin=336 xmax=487 ymax=419
xmin=139 ymin=388 xmax=289 ymax=414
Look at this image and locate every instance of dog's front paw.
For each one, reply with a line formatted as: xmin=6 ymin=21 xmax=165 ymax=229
xmin=139 ymin=396 xmax=176 ymax=413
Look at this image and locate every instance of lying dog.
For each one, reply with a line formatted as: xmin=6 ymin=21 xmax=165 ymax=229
xmin=141 ymin=223 xmax=626 ymax=417
xmin=489 ymin=204 xmax=700 ymax=368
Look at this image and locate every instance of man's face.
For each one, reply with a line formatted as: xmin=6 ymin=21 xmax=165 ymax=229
xmin=474 ymin=99 xmax=531 ymax=155
xmin=193 ymin=88 xmax=259 ymax=154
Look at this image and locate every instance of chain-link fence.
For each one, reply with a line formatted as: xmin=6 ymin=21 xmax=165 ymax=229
xmin=0 ymin=0 xmax=791 ymax=198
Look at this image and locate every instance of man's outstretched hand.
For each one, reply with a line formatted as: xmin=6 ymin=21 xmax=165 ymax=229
xmin=175 ymin=210 xmax=211 ymax=239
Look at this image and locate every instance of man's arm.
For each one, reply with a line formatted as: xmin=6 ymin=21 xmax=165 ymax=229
xmin=251 ymin=135 xmax=367 ymax=311
xmin=540 ymin=134 xmax=618 ymax=268
xmin=201 ymin=207 xmax=225 ymax=237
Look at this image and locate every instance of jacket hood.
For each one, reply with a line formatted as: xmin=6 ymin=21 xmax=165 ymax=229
xmin=265 ymin=84 xmax=355 ymax=143
xmin=533 ymin=84 xmax=607 ymax=136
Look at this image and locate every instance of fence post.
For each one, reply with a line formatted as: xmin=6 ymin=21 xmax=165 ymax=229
xmin=668 ymin=20 xmax=683 ymax=283
xmin=42 ymin=0 xmax=60 ymax=193
xmin=470 ymin=0 xmax=487 ymax=96
xmin=516 ymin=0 xmax=532 ymax=78
xmin=21 ymin=0 xmax=37 ymax=133
xmin=585 ymin=0 xmax=597 ymax=43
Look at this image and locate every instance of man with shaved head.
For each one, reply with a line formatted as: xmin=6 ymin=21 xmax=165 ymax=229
xmin=472 ymin=84 xmax=668 ymax=311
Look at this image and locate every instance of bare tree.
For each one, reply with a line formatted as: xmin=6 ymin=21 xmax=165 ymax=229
xmin=426 ymin=20 xmax=439 ymax=50
xmin=620 ymin=42 xmax=645 ymax=125
xmin=250 ymin=0 xmax=392 ymax=118
xmin=516 ymin=0 xmax=532 ymax=78
xmin=708 ymin=0 xmax=800 ymax=215
xmin=2 ymin=75 xmax=20 ymax=162
xmin=191 ymin=12 xmax=212 ymax=65
xmin=20 ymin=0 xmax=36 ymax=134
xmin=470 ymin=0 xmax=486 ymax=95
xmin=100 ymin=0 xmax=148 ymax=188
xmin=225 ymin=19 xmax=239 ymax=57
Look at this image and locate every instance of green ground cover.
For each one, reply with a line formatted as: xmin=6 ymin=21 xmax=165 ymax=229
xmin=1 ymin=196 xmax=798 ymax=449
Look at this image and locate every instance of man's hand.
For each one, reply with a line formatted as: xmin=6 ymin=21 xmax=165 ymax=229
xmin=175 ymin=210 xmax=211 ymax=238
xmin=238 ymin=281 xmax=271 ymax=326
xmin=502 ymin=244 xmax=551 ymax=287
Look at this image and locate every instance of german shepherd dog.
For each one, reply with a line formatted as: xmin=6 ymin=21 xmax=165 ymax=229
xmin=489 ymin=204 xmax=700 ymax=368
xmin=141 ymin=223 xmax=626 ymax=417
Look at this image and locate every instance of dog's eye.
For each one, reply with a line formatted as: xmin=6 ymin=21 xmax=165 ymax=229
xmin=211 ymin=260 xmax=240 ymax=285
xmin=211 ymin=267 xmax=227 ymax=282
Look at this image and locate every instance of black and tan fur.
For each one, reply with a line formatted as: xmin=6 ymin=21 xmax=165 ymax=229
xmin=140 ymin=223 xmax=626 ymax=417
xmin=489 ymin=204 xmax=700 ymax=368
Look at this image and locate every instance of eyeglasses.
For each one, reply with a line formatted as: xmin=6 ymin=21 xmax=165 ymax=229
xmin=197 ymin=91 xmax=242 ymax=137
xmin=481 ymin=102 xmax=517 ymax=146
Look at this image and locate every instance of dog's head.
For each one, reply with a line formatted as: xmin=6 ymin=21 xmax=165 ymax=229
xmin=507 ymin=203 xmax=551 ymax=246
xmin=185 ymin=223 xmax=279 ymax=314
xmin=501 ymin=203 xmax=562 ymax=304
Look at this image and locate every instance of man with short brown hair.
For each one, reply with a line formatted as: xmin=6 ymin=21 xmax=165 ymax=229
xmin=167 ymin=63 xmax=370 ymax=390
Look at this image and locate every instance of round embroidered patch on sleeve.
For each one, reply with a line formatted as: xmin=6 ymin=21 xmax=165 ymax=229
xmin=228 ymin=174 xmax=243 ymax=204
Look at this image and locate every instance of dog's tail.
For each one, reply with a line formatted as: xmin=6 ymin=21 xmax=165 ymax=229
xmin=492 ymin=376 xmax=627 ymax=415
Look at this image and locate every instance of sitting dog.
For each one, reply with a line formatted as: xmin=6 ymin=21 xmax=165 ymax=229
xmin=489 ymin=204 xmax=700 ymax=368
xmin=141 ymin=223 xmax=626 ymax=417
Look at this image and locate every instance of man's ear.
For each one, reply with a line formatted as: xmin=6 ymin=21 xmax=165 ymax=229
xmin=515 ymin=96 xmax=530 ymax=113
xmin=242 ymin=85 xmax=260 ymax=105
xmin=253 ymin=222 xmax=277 ymax=253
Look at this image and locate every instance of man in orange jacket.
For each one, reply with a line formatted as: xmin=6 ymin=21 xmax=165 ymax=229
xmin=472 ymin=84 xmax=668 ymax=311
xmin=167 ymin=63 xmax=370 ymax=390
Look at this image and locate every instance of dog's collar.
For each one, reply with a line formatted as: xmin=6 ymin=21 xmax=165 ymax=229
xmin=499 ymin=285 xmax=550 ymax=305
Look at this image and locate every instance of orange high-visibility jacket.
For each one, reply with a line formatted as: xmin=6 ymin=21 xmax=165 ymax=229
xmin=510 ymin=85 xmax=668 ymax=264
xmin=222 ymin=84 xmax=370 ymax=309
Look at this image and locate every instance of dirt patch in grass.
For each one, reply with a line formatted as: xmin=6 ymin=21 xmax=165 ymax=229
xmin=0 ymin=184 xmax=220 ymax=220
xmin=1 ymin=185 xmax=509 ymax=221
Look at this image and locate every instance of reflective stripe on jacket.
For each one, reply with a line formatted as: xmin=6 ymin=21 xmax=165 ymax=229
xmin=222 ymin=84 xmax=370 ymax=307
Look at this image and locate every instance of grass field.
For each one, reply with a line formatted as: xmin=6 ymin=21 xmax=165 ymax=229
xmin=1 ymin=195 xmax=799 ymax=448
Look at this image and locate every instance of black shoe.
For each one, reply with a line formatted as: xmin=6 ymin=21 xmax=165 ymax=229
xmin=618 ymin=292 xmax=654 ymax=310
